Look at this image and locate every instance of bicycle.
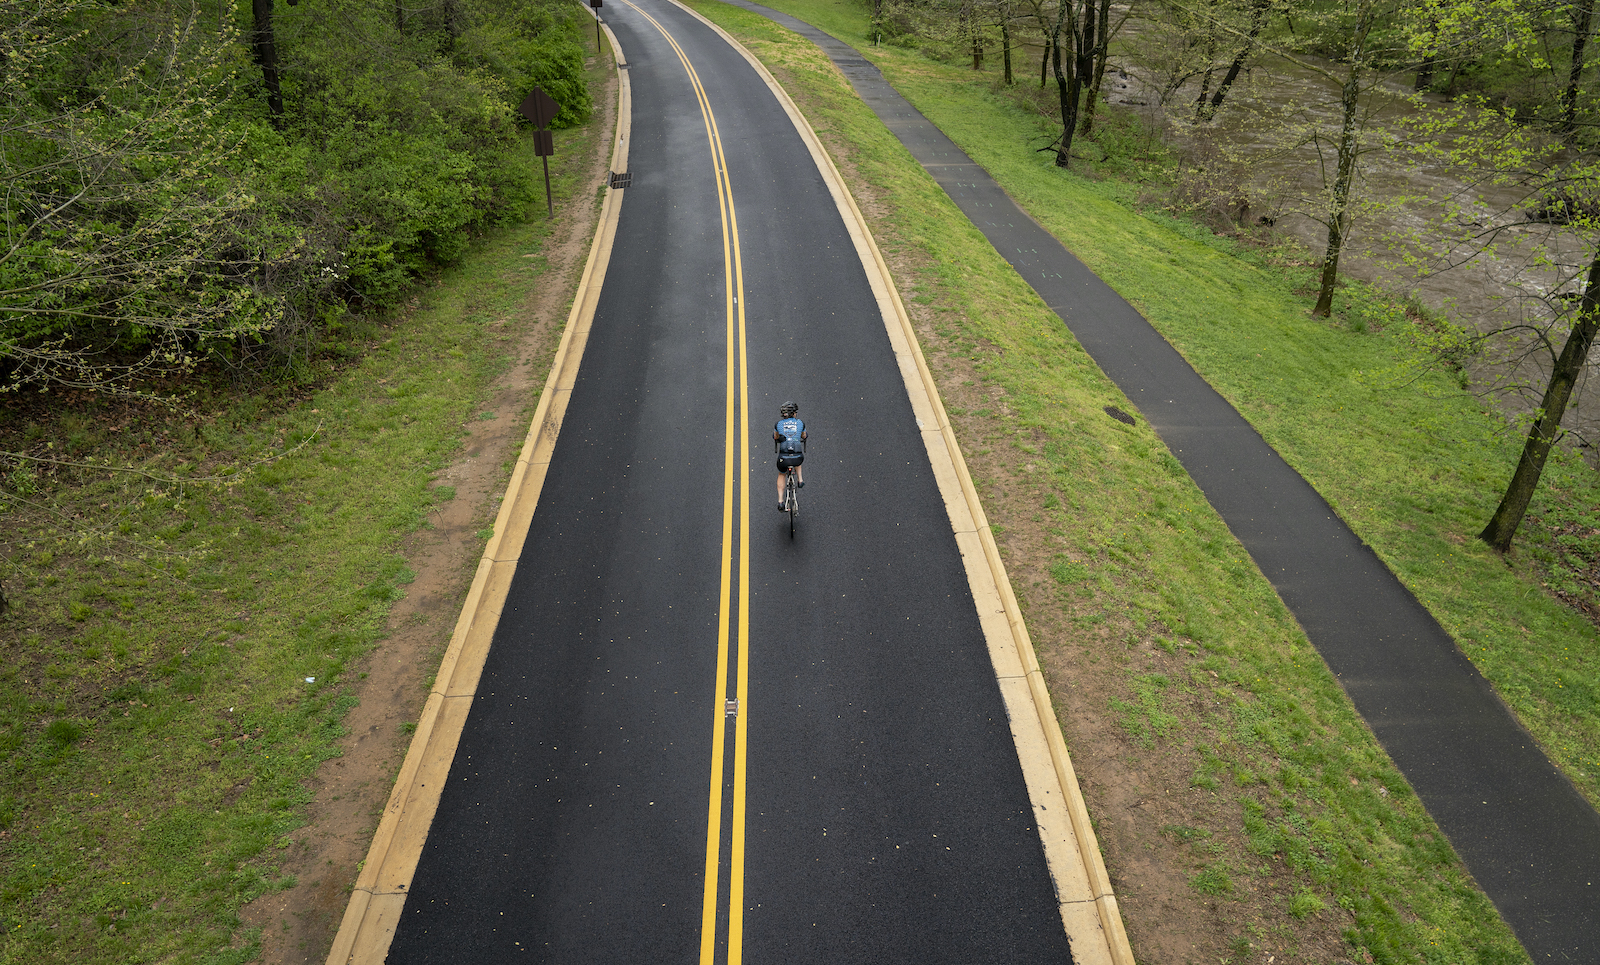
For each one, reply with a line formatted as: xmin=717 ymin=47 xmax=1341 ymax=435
xmin=782 ymin=465 xmax=799 ymax=538
xmin=774 ymin=400 xmax=806 ymax=539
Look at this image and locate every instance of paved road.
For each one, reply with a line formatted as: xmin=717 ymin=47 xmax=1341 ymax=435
xmin=720 ymin=3 xmax=1600 ymax=959
xmin=385 ymin=2 xmax=1074 ymax=962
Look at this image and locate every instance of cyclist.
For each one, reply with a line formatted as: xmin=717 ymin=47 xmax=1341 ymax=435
xmin=774 ymin=401 xmax=806 ymax=511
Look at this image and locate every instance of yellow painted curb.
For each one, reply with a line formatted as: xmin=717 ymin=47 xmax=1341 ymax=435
xmin=668 ymin=4 xmax=1135 ymax=963
xmin=322 ymin=21 xmax=633 ymax=965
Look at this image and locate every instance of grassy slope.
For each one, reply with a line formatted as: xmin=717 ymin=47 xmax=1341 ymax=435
xmin=744 ymin=0 xmax=1600 ymax=813
xmin=0 ymin=60 xmax=610 ymax=965
xmin=682 ymin=1 xmax=1551 ymax=961
xmin=892 ymin=69 xmax=1600 ymax=803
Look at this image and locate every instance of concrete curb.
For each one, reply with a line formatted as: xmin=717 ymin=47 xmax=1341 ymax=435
xmin=667 ymin=4 xmax=1134 ymax=962
xmin=322 ymin=25 xmax=633 ymax=964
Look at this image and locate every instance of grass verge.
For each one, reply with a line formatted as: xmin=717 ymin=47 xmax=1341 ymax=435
xmin=684 ymin=1 xmax=1547 ymax=961
xmin=0 ymin=57 xmax=611 ymax=965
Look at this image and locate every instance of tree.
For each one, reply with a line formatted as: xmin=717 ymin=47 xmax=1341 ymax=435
xmin=1009 ymin=0 xmax=1055 ymax=87
xmin=1126 ymin=0 xmax=1244 ymax=110
xmin=1386 ymin=98 xmax=1599 ymax=550
xmin=250 ymin=0 xmax=286 ymax=119
xmin=1078 ymin=0 xmax=1127 ymax=136
xmin=1309 ymin=1 xmax=1378 ymax=316
xmin=1559 ymin=0 xmax=1596 ymax=136
xmin=1133 ymin=0 xmax=1409 ymax=309
xmin=1000 ymin=0 xmax=1015 ymax=84
xmin=884 ymin=0 xmax=996 ymax=69
xmin=1481 ymin=258 xmax=1599 ymax=549
xmin=2 ymin=0 xmax=594 ymax=402
xmin=1194 ymin=0 xmax=1276 ymax=121
xmin=1042 ymin=0 xmax=1102 ymax=165
xmin=1 ymin=0 xmax=284 ymax=399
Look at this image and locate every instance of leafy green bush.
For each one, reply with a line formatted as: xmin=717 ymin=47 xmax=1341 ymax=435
xmin=0 ymin=2 xmax=283 ymax=396
xmin=1 ymin=0 xmax=591 ymax=396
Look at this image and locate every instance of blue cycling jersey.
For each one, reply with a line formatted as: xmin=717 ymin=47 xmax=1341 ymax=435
xmin=775 ymin=417 xmax=805 ymax=454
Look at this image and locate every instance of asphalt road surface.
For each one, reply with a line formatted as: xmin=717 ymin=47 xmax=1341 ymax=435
xmin=385 ymin=2 xmax=1075 ymax=962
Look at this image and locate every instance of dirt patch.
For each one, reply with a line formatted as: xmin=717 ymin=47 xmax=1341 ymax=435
xmin=237 ymin=64 xmax=619 ymax=965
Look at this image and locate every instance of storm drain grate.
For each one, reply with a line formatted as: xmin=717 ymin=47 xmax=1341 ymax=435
xmin=1103 ymin=405 xmax=1136 ymax=426
xmin=609 ymin=171 xmax=632 ymax=189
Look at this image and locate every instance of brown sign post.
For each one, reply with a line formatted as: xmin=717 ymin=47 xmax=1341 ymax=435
xmin=518 ymin=87 xmax=562 ymax=217
xmin=589 ymin=0 xmax=603 ymax=57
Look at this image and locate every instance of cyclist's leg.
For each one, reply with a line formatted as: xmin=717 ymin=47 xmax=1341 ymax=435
xmin=776 ymin=466 xmax=786 ymax=507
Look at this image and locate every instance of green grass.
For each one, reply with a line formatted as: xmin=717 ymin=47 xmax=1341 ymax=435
xmin=685 ymin=1 xmax=1540 ymax=960
xmin=0 ymin=55 xmax=611 ymax=965
xmin=931 ymin=54 xmax=1600 ymax=803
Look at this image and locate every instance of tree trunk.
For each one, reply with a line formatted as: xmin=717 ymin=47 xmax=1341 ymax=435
xmin=1202 ymin=0 xmax=1269 ymax=120
xmin=1312 ymin=67 xmax=1360 ymax=316
xmin=1561 ymin=0 xmax=1595 ymax=136
xmin=1194 ymin=69 xmax=1215 ymax=120
xmin=959 ymin=8 xmax=975 ymax=69
xmin=1414 ymin=57 xmax=1434 ymax=91
xmin=1079 ymin=0 xmax=1111 ymax=136
xmin=1415 ymin=18 xmax=1438 ymax=93
xmin=250 ymin=0 xmax=283 ymax=120
xmin=1040 ymin=32 xmax=1051 ymax=87
xmin=443 ymin=0 xmax=460 ymax=50
xmin=1204 ymin=53 xmax=1247 ymax=118
xmin=1050 ymin=1 xmax=1080 ymax=167
xmin=1002 ymin=16 xmax=1013 ymax=85
xmin=1075 ymin=0 xmax=1095 ymax=95
xmin=1481 ymin=254 xmax=1600 ymax=551
xmin=1312 ymin=12 xmax=1371 ymax=317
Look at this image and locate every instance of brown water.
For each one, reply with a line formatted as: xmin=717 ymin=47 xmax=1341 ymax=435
xmin=1106 ymin=46 xmax=1599 ymax=461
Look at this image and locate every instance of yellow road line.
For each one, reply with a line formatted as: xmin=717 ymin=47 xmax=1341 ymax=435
xmin=620 ymin=3 xmax=751 ymax=962
xmin=730 ymin=129 xmax=751 ymax=965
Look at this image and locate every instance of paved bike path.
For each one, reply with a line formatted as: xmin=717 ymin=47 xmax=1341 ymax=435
xmin=383 ymin=2 xmax=1075 ymax=961
xmin=720 ymin=2 xmax=1600 ymax=958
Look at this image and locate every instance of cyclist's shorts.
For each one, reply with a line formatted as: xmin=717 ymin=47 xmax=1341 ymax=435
xmin=776 ymin=454 xmax=804 ymax=470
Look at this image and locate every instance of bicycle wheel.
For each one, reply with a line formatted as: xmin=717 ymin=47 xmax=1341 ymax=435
xmin=786 ymin=471 xmax=797 ymax=538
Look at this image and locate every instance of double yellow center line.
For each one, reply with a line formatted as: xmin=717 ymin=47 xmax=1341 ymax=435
xmin=621 ymin=3 xmax=751 ymax=962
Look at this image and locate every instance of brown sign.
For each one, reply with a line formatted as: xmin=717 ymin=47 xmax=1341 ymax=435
xmin=517 ymin=87 xmax=561 ymax=130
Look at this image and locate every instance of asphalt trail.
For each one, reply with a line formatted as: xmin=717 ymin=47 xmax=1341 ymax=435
xmin=386 ymin=2 xmax=1074 ymax=962
xmin=718 ymin=2 xmax=1600 ymax=958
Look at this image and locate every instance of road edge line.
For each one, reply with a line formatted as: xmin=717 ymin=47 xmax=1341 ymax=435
xmin=322 ymin=25 xmax=633 ymax=965
xmin=665 ymin=4 xmax=1134 ymax=962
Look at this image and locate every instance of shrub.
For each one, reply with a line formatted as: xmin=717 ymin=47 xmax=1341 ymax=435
xmin=1 ymin=0 xmax=590 ymax=396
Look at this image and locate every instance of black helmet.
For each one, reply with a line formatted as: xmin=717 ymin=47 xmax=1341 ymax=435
xmin=780 ymin=401 xmax=798 ymax=417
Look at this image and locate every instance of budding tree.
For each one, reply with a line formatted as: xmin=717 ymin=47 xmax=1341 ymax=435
xmin=1389 ymin=99 xmax=1600 ymax=550
xmin=1 ymin=0 xmax=286 ymax=400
